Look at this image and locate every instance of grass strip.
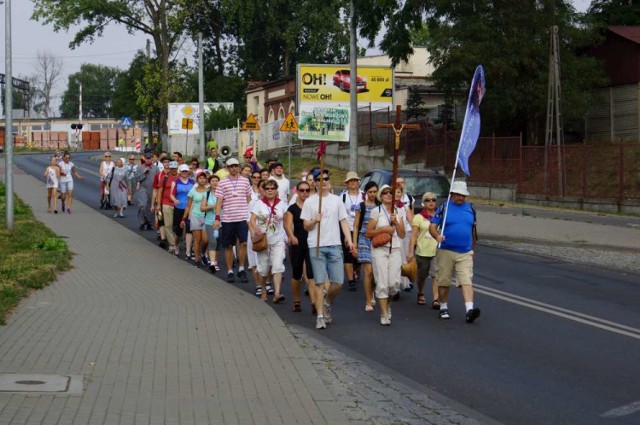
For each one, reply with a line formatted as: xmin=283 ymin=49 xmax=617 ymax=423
xmin=0 ymin=181 xmax=72 ymax=325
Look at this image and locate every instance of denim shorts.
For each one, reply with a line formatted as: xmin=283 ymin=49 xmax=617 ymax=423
xmin=59 ymin=180 xmax=74 ymax=193
xmin=309 ymin=245 xmax=344 ymax=285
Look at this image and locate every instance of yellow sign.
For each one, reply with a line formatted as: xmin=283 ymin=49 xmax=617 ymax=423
xmin=297 ymin=64 xmax=393 ymax=108
xmin=241 ymin=113 xmax=261 ymax=131
xmin=181 ymin=118 xmax=194 ymax=130
xmin=280 ymin=113 xmax=299 ymax=132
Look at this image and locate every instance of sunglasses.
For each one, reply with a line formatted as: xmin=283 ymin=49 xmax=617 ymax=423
xmin=129 ymin=158 xmax=135 ymax=160
xmin=244 ymin=156 xmax=252 ymax=159
xmin=251 ymin=175 xmax=260 ymax=179
xmin=264 ymin=187 xmax=276 ymax=191
xmin=424 ymin=198 xmax=437 ymax=202
xmin=315 ymin=176 xmax=330 ymax=182
xmin=105 ymin=156 xmax=111 ymax=158
xmin=298 ymin=189 xmax=310 ymax=193
xmin=381 ymin=191 xmax=392 ymax=195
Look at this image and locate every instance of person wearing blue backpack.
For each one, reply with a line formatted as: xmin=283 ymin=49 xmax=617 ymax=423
xmin=429 ymin=181 xmax=481 ymax=324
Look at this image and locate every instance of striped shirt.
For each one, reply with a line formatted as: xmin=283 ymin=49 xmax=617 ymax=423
xmin=215 ymin=175 xmax=251 ymax=222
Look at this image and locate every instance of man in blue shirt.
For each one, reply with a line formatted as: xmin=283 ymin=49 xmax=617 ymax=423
xmin=429 ymin=181 xmax=481 ymax=323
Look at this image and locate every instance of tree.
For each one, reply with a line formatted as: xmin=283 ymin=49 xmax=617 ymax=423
xmin=205 ymin=105 xmax=239 ymax=131
xmin=406 ymin=87 xmax=427 ymax=121
xmin=586 ymin=0 xmax=640 ymax=31
xmin=60 ymin=64 xmax=121 ymax=118
xmin=31 ymin=52 xmax=63 ymax=118
xmin=112 ymin=52 xmax=150 ymax=120
xmin=373 ymin=0 xmax=606 ymax=143
xmin=32 ymin=0 xmax=194 ymax=134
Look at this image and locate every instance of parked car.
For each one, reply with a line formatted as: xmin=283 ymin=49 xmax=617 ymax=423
xmin=332 ymin=70 xmax=367 ymax=93
xmin=360 ymin=168 xmax=450 ymax=212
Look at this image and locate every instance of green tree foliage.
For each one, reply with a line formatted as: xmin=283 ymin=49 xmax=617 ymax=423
xmin=406 ymin=87 xmax=427 ymax=121
xmin=205 ymin=105 xmax=239 ymax=130
xmin=373 ymin=0 xmax=605 ymax=143
xmin=112 ymin=52 xmax=148 ymax=120
xmin=587 ymin=0 xmax=640 ymax=31
xmin=60 ymin=64 xmax=121 ymax=118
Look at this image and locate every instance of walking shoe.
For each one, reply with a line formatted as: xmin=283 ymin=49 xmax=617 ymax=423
xmin=159 ymin=240 xmax=168 ymax=249
xmin=323 ymin=303 xmax=332 ymax=324
xmin=113 ymin=213 xmax=119 ymax=218
xmin=189 ymin=252 xmax=196 ymax=261
xmin=348 ymin=280 xmax=357 ymax=292
xmin=466 ymin=308 xmax=481 ymax=324
xmin=67 ymin=209 xmax=72 ymax=214
xmin=173 ymin=249 xmax=180 ymax=257
xmin=238 ymin=269 xmax=248 ymax=283
xmin=387 ymin=304 xmax=392 ymax=320
xmin=118 ymin=213 xmax=125 ymax=218
xmin=226 ymin=272 xmax=235 ymax=283
xmin=439 ymin=309 xmax=451 ymax=320
xmin=265 ymin=284 xmax=274 ymax=294
xmin=404 ymin=283 xmax=414 ymax=292
xmin=255 ymin=286 xmax=262 ymax=296
xmin=315 ymin=316 xmax=327 ymax=330
xmin=380 ymin=315 xmax=391 ymax=326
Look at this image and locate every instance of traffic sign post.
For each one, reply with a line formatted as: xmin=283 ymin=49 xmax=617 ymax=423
xmin=241 ymin=113 xmax=261 ymax=156
xmin=279 ymin=113 xmax=299 ymax=177
xmin=182 ymin=118 xmax=194 ymax=156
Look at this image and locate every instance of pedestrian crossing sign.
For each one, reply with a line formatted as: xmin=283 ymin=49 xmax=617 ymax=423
xmin=121 ymin=116 xmax=132 ymax=128
xmin=280 ymin=113 xmax=299 ymax=132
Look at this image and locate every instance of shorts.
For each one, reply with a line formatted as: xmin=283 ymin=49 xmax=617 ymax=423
xmin=435 ymin=249 xmax=474 ymax=287
xmin=416 ymin=254 xmax=437 ymax=287
xmin=190 ymin=216 xmax=206 ymax=231
xmin=220 ymin=220 xmax=248 ymax=248
xmin=290 ymin=245 xmax=314 ymax=280
xmin=256 ymin=239 xmax=286 ymax=276
xmin=204 ymin=224 xmax=218 ymax=251
xmin=309 ymin=245 xmax=344 ymax=285
xmin=59 ymin=180 xmax=73 ymax=193
xmin=340 ymin=227 xmax=357 ymax=264
xmin=173 ymin=208 xmax=189 ymax=237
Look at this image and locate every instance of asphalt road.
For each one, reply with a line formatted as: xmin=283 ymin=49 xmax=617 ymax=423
xmin=14 ymin=152 xmax=640 ymax=425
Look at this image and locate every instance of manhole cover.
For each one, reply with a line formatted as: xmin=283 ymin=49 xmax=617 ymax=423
xmin=0 ymin=374 xmax=83 ymax=394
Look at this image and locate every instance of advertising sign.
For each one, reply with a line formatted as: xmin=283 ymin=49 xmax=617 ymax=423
xmin=168 ymin=102 xmax=233 ymax=135
xmin=298 ymin=105 xmax=350 ymax=142
xmin=297 ymin=64 xmax=393 ymax=109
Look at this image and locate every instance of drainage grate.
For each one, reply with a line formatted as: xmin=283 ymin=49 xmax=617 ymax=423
xmin=0 ymin=374 xmax=83 ymax=394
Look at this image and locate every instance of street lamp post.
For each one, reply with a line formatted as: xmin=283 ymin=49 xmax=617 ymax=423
xmin=4 ymin=0 xmax=14 ymax=231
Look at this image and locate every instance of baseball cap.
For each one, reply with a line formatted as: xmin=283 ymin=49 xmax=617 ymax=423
xmin=144 ymin=152 xmax=152 ymax=158
xmin=226 ymin=157 xmax=240 ymax=166
xmin=178 ymin=164 xmax=190 ymax=172
xmin=168 ymin=161 xmax=179 ymax=169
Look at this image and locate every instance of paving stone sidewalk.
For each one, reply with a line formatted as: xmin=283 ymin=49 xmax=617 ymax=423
xmin=0 ymin=170 xmax=348 ymax=425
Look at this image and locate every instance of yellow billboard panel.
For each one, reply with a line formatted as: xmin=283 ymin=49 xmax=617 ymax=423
xmin=297 ymin=64 xmax=393 ymax=108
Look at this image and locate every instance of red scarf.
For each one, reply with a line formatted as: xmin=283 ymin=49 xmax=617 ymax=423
xmin=261 ymin=196 xmax=281 ymax=215
xmin=420 ymin=209 xmax=434 ymax=220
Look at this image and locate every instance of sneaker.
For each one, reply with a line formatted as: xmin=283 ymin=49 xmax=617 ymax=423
xmin=265 ymin=284 xmax=274 ymax=294
xmin=439 ymin=309 xmax=451 ymax=320
xmin=348 ymin=281 xmax=357 ymax=292
xmin=315 ymin=316 xmax=327 ymax=330
xmin=466 ymin=308 xmax=481 ymax=324
xmin=404 ymin=283 xmax=414 ymax=292
xmin=173 ymin=249 xmax=180 ymax=257
xmin=323 ymin=303 xmax=332 ymax=324
xmin=226 ymin=272 xmax=235 ymax=283
xmin=113 ymin=213 xmax=119 ymax=218
xmin=387 ymin=304 xmax=392 ymax=320
xmin=119 ymin=213 xmax=125 ymax=218
xmin=255 ymin=286 xmax=262 ymax=296
xmin=380 ymin=315 xmax=391 ymax=326
xmin=208 ymin=261 xmax=217 ymax=273
xmin=238 ymin=269 xmax=248 ymax=283
xmin=365 ymin=305 xmax=374 ymax=312
xmin=67 ymin=209 xmax=72 ymax=214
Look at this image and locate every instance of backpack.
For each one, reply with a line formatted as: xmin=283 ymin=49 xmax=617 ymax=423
xmin=435 ymin=201 xmax=478 ymax=241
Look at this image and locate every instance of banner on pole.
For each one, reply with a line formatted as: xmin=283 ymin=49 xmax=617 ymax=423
xmin=457 ymin=65 xmax=486 ymax=176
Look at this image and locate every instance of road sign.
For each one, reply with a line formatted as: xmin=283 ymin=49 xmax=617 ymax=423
xmin=182 ymin=118 xmax=194 ymax=130
xmin=121 ymin=116 xmax=132 ymax=127
xmin=280 ymin=112 xmax=299 ymax=132
xmin=241 ymin=113 xmax=260 ymax=131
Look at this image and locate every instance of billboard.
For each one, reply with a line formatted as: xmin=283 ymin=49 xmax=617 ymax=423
xmin=298 ymin=105 xmax=350 ymax=142
xmin=168 ymin=102 xmax=233 ymax=135
xmin=297 ymin=64 xmax=393 ymax=109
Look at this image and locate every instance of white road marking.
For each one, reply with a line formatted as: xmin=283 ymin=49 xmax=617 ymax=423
xmin=474 ymin=284 xmax=640 ymax=341
xmin=600 ymin=400 xmax=640 ymax=417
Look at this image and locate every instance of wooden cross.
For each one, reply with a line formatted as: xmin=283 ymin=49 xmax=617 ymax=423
xmin=376 ymin=105 xmax=420 ymax=206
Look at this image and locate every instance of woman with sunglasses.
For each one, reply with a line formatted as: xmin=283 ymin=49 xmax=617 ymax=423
xmin=170 ymin=164 xmax=195 ymax=258
xmin=284 ymin=181 xmax=316 ymax=312
xmin=353 ymin=181 xmax=380 ymax=312
xmin=249 ymin=180 xmax=288 ymax=303
xmin=407 ymin=193 xmax=440 ymax=308
xmin=184 ymin=171 xmax=210 ymax=267
xmin=366 ymin=184 xmax=406 ymax=326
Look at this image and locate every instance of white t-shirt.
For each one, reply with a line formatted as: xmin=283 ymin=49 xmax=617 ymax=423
xmin=58 ymin=161 xmax=74 ymax=183
xmin=269 ymin=175 xmax=290 ymax=201
xmin=300 ymin=193 xmax=348 ymax=248
xmin=369 ymin=205 xmax=406 ymax=248
xmin=340 ymin=190 xmax=364 ymax=230
xmin=250 ymin=198 xmax=288 ymax=244
xmin=100 ymin=161 xmax=114 ymax=181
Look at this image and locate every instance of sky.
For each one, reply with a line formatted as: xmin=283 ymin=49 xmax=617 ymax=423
xmin=1 ymin=0 xmax=592 ymax=113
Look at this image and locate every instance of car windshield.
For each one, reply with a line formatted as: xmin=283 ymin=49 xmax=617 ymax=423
xmin=403 ymin=175 xmax=449 ymax=197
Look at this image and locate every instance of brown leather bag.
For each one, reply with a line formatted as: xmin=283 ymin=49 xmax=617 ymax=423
xmin=252 ymin=232 xmax=268 ymax=252
xmin=371 ymin=232 xmax=392 ymax=248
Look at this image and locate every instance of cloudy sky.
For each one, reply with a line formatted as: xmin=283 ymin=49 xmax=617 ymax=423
xmin=1 ymin=0 xmax=591 ymax=110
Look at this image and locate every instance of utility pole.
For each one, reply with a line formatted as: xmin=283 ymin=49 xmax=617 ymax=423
xmin=198 ymin=32 xmax=205 ymax=160
xmin=544 ymin=25 xmax=565 ymax=196
xmin=4 ymin=0 xmax=14 ymax=231
xmin=146 ymin=39 xmax=153 ymax=149
xmin=348 ymin=0 xmax=358 ymax=173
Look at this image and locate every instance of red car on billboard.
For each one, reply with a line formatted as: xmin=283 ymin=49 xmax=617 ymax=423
xmin=332 ymin=69 xmax=367 ymax=93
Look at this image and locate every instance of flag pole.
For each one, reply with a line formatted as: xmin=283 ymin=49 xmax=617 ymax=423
xmin=316 ymin=141 xmax=326 ymax=256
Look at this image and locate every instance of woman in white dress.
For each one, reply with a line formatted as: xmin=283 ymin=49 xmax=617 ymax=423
xmin=110 ymin=158 xmax=128 ymax=218
xmin=99 ymin=152 xmax=115 ymax=209
xmin=44 ymin=156 xmax=60 ymax=213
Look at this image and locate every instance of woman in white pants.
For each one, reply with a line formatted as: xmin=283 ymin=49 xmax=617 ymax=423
xmin=366 ymin=184 xmax=406 ymax=326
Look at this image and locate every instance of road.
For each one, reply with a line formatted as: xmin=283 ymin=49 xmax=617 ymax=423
xmin=14 ymin=152 xmax=640 ymax=425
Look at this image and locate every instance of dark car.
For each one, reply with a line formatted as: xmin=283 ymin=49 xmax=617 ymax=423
xmin=360 ymin=168 xmax=450 ymax=212
xmin=332 ymin=70 xmax=367 ymax=93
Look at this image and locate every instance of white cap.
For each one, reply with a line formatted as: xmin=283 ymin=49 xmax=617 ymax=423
xmin=225 ymin=157 xmax=240 ymax=166
xmin=450 ymin=181 xmax=470 ymax=196
xmin=168 ymin=161 xmax=179 ymax=169
xmin=178 ymin=164 xmax=190 ymax=172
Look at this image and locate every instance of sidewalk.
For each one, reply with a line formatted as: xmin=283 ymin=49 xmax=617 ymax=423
xmin=0 ymin=168 xmax=348 ymax=425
